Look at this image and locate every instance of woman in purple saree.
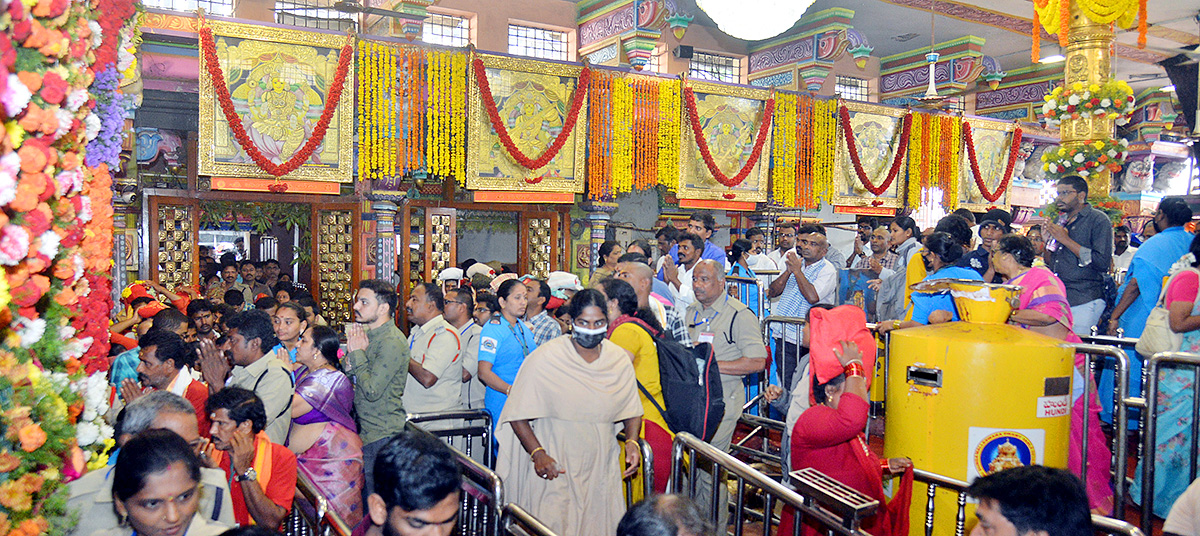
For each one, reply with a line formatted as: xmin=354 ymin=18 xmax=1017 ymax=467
xmin=288 ymin=324 xmax=365 ymax=527
xmin=992 ymin=234 xmax=1114 ymax=514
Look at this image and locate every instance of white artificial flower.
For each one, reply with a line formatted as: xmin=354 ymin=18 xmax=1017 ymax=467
xmin=1073 ymin=154 xmax=1085 ymax=163
xmin=100 ymin=423 xmax=114 ymax=441
xmin=85 ymin=113 xmax=101 ymax=141
xmin=1080 ymin=170 xmax=1090 ymax=177
xmin=38 ymin=230 xmax=60 ymax=258
xmin=66 ymin=89 xmax=88 ymax=112
xmin=1100 ymin=98 xmax=1112 ymax=107
xmin=76 ymin=421 xmax=100 ymax=447
xmin=1068 ymin=95 xmax=1081 ymax=106
xmin=3 ymin=74 xmax=31 ymax=117
xmin=16 ymin=317 xmax=46 ymax=348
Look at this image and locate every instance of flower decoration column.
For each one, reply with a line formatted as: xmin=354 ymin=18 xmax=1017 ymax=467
xmin=1035 ymin=0 xmax=1143 ymax=200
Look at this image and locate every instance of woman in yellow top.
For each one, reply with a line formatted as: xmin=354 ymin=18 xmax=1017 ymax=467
xmin=597 ymin=278 xmax=671 ymax=493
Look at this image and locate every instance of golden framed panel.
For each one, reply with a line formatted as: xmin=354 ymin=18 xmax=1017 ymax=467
xmin=959 ymin=117 xmax=1018 ymax=212
xmin=467 ymin=54 xmax=587 ymax=193
xmin=677 ymin=80 xmax=771 ymax=203
xmin=198 ymin=20 xmax=354 ymax=182
xmin=831 ymin=100 xmax=908 ymax=209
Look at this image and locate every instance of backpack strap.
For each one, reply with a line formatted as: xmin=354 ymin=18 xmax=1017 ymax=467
xmin=636 ymin=379 xmax=671 ymax=430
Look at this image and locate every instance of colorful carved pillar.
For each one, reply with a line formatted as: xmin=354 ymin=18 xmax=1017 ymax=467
xmin=584 ymin=202 xmax=617 ymax=279
xmin=388 ymin=0 xmax=434 ymax=41
xmin=1061 ymin=2 xmax=1115 ymax=199
xmin=372 ymin=201 xmax=399 ymax=285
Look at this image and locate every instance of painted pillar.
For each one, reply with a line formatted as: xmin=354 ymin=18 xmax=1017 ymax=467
xmin=372 ymin=201 xmax=399 ymax=286
xmin=583 ymin=202 xmax=617 ymax=280
xmin=1061 ymin=2 xmax=1114 ymax=200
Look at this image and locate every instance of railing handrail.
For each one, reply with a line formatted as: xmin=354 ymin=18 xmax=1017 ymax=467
xmin=405 ymin=421 xmax=505 ymax=536
xmin=407 ymin=408 xmax=494 ymax=424
xmin=1141 ymin=351 xmax=1200 ymax=535
xmin=669 ymin=432 xmax=875 ymax=536
xmin=616 ymin=431 xmax=654 ymax=503
xmin=293 ymin=471 xmax=354 ymax=536
xmin=1092 ymin=514 xmax=1147 ymax=536
xmin=1065 ymin=342 xmax=1131 ymax=519
xmin=911 ymin=468 xmax=968 ymax=491
xmin=501 ymin=503 xmax=559 ymax=536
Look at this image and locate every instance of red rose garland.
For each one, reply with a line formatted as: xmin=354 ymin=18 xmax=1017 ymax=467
xmin=683 ymin=86 xmax=775 ymax=188
xmin=199 ymin=26 xmax=354 ymax=178
xmin=840 ymin=106 xmax=912 ymax=196
xmin=473 ymin=57 xmax=590 ymax=170
xmin=963 ymin=123 xmax=1023 ymax=203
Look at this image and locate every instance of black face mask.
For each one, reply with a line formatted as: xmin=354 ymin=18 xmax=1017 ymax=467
xmin=571 ymin=325 xmax=606 ymax=349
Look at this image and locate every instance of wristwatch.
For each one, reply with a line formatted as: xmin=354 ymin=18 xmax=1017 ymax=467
xmin=236 ymin=467 xmax=257 ymax=482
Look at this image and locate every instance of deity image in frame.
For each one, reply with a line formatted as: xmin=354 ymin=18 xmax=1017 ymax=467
xmin=677 ymin=80 xmax=770 ymax=203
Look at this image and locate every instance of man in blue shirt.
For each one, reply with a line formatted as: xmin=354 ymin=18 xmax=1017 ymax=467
xmin=658 ymin=212 xmax=727 ymax=281
xmin=1104 ymin=196 xmax=1194 ymax=423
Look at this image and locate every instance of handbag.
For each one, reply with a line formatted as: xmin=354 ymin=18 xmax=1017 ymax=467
xmin=1135 ymin=268 xmax=1196 ymax=358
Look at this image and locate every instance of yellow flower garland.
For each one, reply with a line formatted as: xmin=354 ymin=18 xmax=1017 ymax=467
xmin=771 ymin=92 xmax=798 ymax=207
xmin=451 ymin=53 xmax=466 ymax=184
xmin=658 ymin=79 xmax=681 ymax=191
xmin=612 ymin=76 xmax=634 ymax=194
xmin=906 ymin=112 xmax=924 ymax=208
xmin=1076 ymin=0 xmax=1139 ymax=25
xmin=812 ymin=98 xmax=837 ymax=205
xmin=943 ymin=116 xmax=962 ymax=210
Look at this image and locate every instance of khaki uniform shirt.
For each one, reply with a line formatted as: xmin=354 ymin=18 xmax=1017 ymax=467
xmin=457 ymin=321 xmax=485 ymax=410
xmin=345 ymin=322 xmax=410 ymax=444
xmin=227 ymin=353 xmax=294 ymax=444
xmin=403 ymin=315 xmax=463 ymax=415
xmin=685 ymin=296 xmax=768 ymax=450
xmin=69 ymin=466 xmax=235 ymax=535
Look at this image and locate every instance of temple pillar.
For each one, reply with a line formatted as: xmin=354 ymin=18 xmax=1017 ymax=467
xmin=583 ymin=202 xmax=617 ymax=280
xmin=1061 ymin=2 xmax=1115 ymax=200
xmin=372 ymin=201 xmax=399 ymax=286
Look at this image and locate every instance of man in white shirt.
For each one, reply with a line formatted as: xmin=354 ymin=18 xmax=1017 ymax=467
xmin=767 ymin=224 xmax=837 ymax=394
xmin=1113 ymin=225 xmax=1137 ymax=274
xmin=765 ymin=224 xmax=798 ymax=269
xmin=663 ymin=232 xmax=704 ymax=311
xmin=402 ymin=283 xmax=462 ymax=428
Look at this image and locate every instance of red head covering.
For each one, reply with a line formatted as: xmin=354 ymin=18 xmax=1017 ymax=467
xmin=809 ymin=305 xmax=877 ymax=388
xmin=136 ymin=301 xmax=169 ymax=319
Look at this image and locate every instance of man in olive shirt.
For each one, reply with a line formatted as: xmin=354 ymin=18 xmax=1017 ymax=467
xmin=344 ymin=279 xmax=410 ymax=502
xmin=685 ymin=260 xmax=768 ymax=528
xmin=198 ymin=309 xmax=293 ymax=444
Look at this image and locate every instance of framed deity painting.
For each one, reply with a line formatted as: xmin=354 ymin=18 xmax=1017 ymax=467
xmin=467 ymin=54 xmax=587 ymax=193
xmin=198 ymin=20 xmax=354 ymax=182
xmin=677 ymin=80 xmax=771 ymax=203
xmin=959 ymin=117 xmax=1018 ymax=211
xmin=832 ymin=101 xmax=907 ymax=209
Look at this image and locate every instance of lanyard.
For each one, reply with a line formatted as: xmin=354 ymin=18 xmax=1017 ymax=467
xmin=506 ymin=318 xmax=531 ymax=356
xmin=690 ymin=296 xmax=728 ymax=329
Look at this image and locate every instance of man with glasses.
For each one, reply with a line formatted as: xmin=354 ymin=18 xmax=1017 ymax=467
xmin=658 ymin=212 xmax=728 ymax=281
xmin=1045 ymin=175 xmax=1114 ymax=336
xmin=445 ymin=288 xmax=484 ymax=411
xmin=768 ymin=225 xmax=837 ymax=393
xmin=766 ymin=224 xmax=799 ymax=269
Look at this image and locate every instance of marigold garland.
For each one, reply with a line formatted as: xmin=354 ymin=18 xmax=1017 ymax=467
xmin=200 ymin=26 xmax=354 ymax=178
xmin=795 ymin=95 xmax=817 ymax=209
xmin=963 ymin=122 xmax=1024 ymax=202
xmin=771 ymin=92 xmax=799 ymax=207
xmin=426 ymin=51 xmax=466 ymax=182
xmin=612 ymin=77 xmax=634 ymax=193
xmin=1033 ymin=0 xmax=1146 ymax=59
xmin=683 ymin=86 xmax=775 ymax=188
xmin=632 ymin=79 xmax=660 ymax=191
xmin=658 ymin=79 xmax=682 ymax=191
xmin=939 ymin=116 xmax=963 ymax=210
xmin=905 ymin=112 xmax=926 ymax=208
xmin=840 ymin=106 xmax=912 ymax=197
xmin=811 ymin=98 xmax=838 ymax=207
xmin=587 ymin=70 xmax=613 ymax=200
xmin=473 ymin=56 xmax=590 ymax=170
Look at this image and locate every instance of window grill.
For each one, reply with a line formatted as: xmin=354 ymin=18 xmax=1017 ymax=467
xmin=508 ymin=24 xmax=570 ymax=61
xmin=423 ymin=12 xmax=471 ymax=47
xmin=835 ymin=75 xmax=869 ymax=102
xmin=274 ymin=0 xmax=356 ymax=31
xmin=144 ymin=0 xmax=233 ymax=16
xmin=688 ymin=52 xmax=740 ymax=84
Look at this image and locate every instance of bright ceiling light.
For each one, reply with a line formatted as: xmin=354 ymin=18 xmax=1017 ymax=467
xmin=695 ymin=0 xmax=816 ymax=41
xmin=1162 ymin=85 xmax=1176 ymax=92
xmin=1039 ymin=54 xmax=1066 ymax=64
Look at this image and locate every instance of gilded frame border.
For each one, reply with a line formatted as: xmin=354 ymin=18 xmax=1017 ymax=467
xmin=831 ymin=100 xmax=908 ymax=209
xmin=959 ymin=117 xmax=1018 ymax=212
xmin=677 ymin=80 xmax=771 ymax=203
xmin=198 ymin=20 xmax=354 ymax=183
xmin=466 ymin=54 xmax=588 ymax=193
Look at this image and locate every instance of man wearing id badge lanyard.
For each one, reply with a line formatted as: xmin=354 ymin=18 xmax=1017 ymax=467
xmin=402 ymin=283 xmax=463 ymax=430
xmin=685 ymin=260 xmax=768 ymax=529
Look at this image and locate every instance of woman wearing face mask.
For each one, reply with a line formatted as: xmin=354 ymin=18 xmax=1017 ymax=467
xmin=94 ymin=429 xmax=229 ymax=536
xmin=495 ymin=289 xmax=643 ymax=536
xmin=478 ymin=279 xmax=537 ymax=426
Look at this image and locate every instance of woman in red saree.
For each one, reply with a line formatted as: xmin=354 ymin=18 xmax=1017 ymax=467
xmin=780 ymin=306 xmax=912 ymax=536
xmin=992 ymin=234 xmax=1113 ymax=514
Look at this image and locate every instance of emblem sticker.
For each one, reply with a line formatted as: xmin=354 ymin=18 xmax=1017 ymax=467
xmin=480 ymin=336 xmax=498 ymax=353
xmin=967 ymin=427 xmax=1045 ymax=480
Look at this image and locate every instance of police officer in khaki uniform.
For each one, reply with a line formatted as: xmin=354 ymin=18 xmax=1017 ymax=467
xmin=684 ymin=259 xmax=768 ymax=528
xmin=68 ymin=391 xmax=235 ymax=536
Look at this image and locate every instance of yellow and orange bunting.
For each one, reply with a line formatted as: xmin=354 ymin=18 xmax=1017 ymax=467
xmin=906 ymin=111 xmax=925 ymax=209
xmin=587 ymin=69 xmax=611 ymax=200
xmin=795 ymin=94 xmax=816 ymax=209
xmin=426 ymin=50 xmax=465 ymax=183
xmin=611 ymin=76 xmax=634 ymax=194
xmin=811 ymin=98 xmax=838 ymax=207
xmin=941 ymin=115 xmax=962 ymax=210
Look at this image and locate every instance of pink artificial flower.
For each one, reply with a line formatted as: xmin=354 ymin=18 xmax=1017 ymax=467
xmin=0 ymin=223 xmax=30 ymax=265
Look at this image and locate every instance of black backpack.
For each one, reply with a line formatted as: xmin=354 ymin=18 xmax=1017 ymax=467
xmin=623 ymin=318 xmax=724 ymax=442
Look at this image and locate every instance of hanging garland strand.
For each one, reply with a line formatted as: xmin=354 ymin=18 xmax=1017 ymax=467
xmin=963 ymin=122 xmax=1024 ymax=203
xmin=840 ymin=105 xmax=912 ymax=197
xmin=200 ymin=26 xmax=354 ymax=178
xmin=473 ymin=56 xmax=590 ymax=170
xmin=812 ymin=98 xmax=837 ymax=205
xmin=683 ymin=86 xmax=776 ymax=188
xmin=795 ymin=95 xmax=815 ymax=209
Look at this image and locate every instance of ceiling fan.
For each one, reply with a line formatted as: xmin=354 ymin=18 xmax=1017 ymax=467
xmin=277 ymin=0 xmax=419 ymax=20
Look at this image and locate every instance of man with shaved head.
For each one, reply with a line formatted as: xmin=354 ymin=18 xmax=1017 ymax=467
xmin=685 ymin=259 xmax=768 ymax=529
xmin=616 ymin=261 xmax=691 ymax=346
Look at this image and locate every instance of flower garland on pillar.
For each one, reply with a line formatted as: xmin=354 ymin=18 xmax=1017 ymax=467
xmin=426 ymin=50 xmax=465 ymax=182
xmin=840 ymin=105 xmax=912 ymax=197
xmin=795 ymin=95 xmax=817 ymax=209
xmin=473 ymin=56 xmax=590 ymax=171
xmin=770 ymin=92 xmax=798 ymax=207
xmin=657 ymin=79 xmax=681 ymax=191
xmin=940 ymin=116 xmax=963 ymax=210
xmin=200 ymin=23 xmax=354 ymax=178
xmin=811 ymin=98 xmax=838 ymax=205
xmin=963 ymin=122 xmax=1024 ymax=203
xmin=1032 ymin=0 xmax=1146 ymax=61
xmin=683 ymin=86 xmax=775 ymax=188
xmin=905 ymin=112 xmax=927 ymax=208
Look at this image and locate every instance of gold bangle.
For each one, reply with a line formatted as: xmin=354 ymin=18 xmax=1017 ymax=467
xmin=892 ymin=319 xmax=901 ymax=330
xmin=529 ymin=446 xmax=545 ymax=460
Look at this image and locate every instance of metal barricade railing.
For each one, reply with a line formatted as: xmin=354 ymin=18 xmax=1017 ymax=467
xmin=730 ymin=413 xmax=785 ymax=470
xmin=726 ymin=275 xmax=765 ymax=318
xmin=760 ymin=315 xmax=806 ymax=417
xmin=406 ymin=421 xmax=504 ymax=536
xmin=286 ymin=472 xmax=354 ymax=536
xmin=501 ymin=503 xmax=559 ymax=536
xmin=617 ymin=431 xmax=654 ymax=507
xmin=910 ymin=467 xmax=1146 ymax=536
xmin=670 ymin=432 xmax=875 ymax=536
xmin=1140 ymin=351 xmax=1200 ymax=535
xmin=407 ymin=409 xmax=494 ymax=469
xmin=1066 ymin=343 xmax=1131 ymax=519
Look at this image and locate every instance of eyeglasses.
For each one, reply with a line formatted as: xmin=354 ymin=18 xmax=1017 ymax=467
xmin=1055 ymin=190 xmax=1078 ymax=198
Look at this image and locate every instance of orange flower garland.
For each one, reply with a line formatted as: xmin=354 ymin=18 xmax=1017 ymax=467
xmin=795 ymin=95 xmax=817 ymax=209
xmin=587 ymin=70 xmax=612 ymax=200
xmin=658 ymin=79 xmax=682 ymax=191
